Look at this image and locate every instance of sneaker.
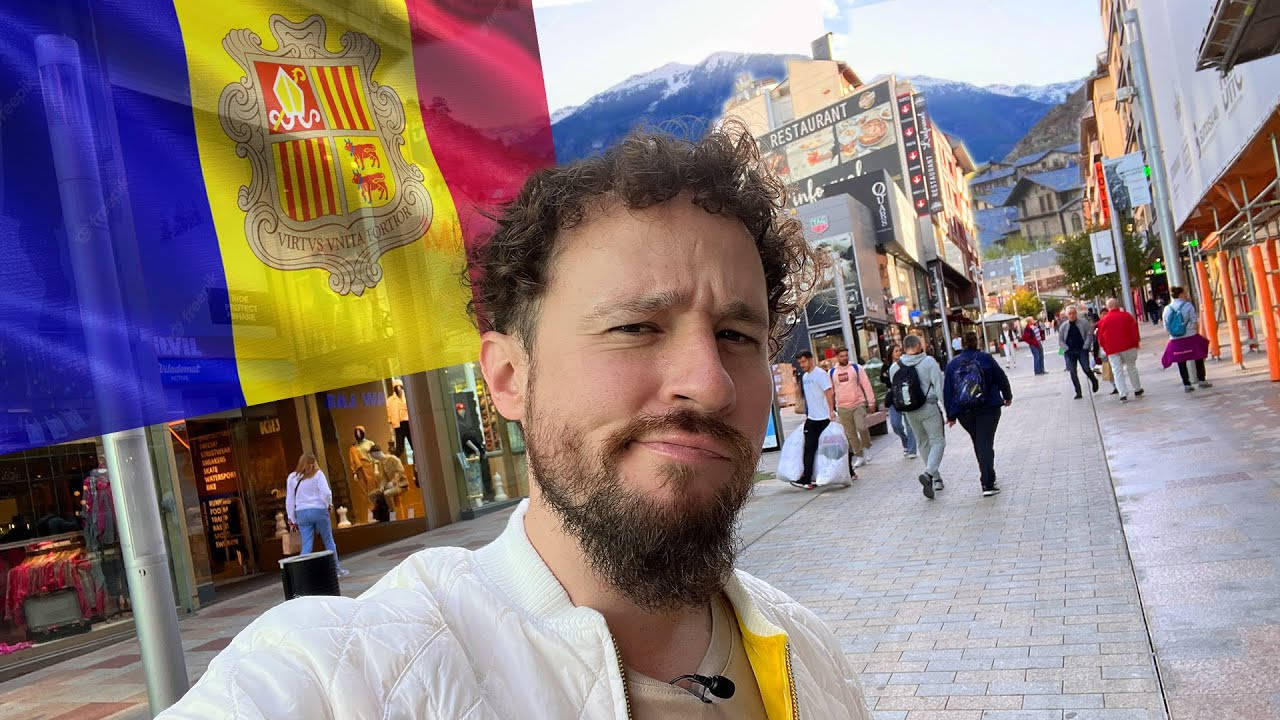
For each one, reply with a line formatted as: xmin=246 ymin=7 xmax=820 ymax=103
xmin=919 ymin=473 xmax=935 ymax=499
xmin=934 ymin=479 xmax=944 ymax=491
xmin=852 ymin=455 xmax=866 ymax=469
xmin=1110 ymin=388 xmax=1119 ymax=395
xmin=789 ymin=480 xmax=816 ymax=490
xmin=337 ymin=568 xmax=351 ymax=578
xmin=1198 ymin=381 xmax=1213 ymax=389
xmin=1184 ymin=385 xmax=1195 ymax=393
xmin=982 ymin=487 xmax=1001 ymax=497
xmin=905 ymin=451 xmax=917 ymax=459
xmin=1091 ymin=379 xmax=1100 ymax=393
xmin=1074 ymin=392 xmax=1083 ymax=399
xmin=1120 ymin=395 xmax=1128 ymax=402
xmin=1135 ymin=389 xmax=1145 ymax=397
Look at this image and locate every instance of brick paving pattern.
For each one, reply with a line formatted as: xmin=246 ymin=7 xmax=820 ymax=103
xmin=2 ymin=324 xmax=1279 ymax=719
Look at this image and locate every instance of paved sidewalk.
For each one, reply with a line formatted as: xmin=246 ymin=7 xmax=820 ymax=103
xmin=1092 ymin=323 xmax=1280 ymax=720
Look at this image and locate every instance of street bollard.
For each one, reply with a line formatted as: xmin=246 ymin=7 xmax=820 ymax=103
xmin=279 ymin=551 xmax=342 ymax=600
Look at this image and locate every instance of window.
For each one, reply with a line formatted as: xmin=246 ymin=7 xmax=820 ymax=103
xmin=1039 ymin=195 xmax=1049 ymax=214
xmin=1072 ymin=214 xmax=1083 ymax=232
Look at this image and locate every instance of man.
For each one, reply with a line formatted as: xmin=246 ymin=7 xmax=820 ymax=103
xmin=1000 ymin=323 xmax=1017 ymax=369
xmin=159 ymin=127 xmax=870 ymax=718
xmin=830 ymin=347 xmax=874 ymax=475
xmin=1144 ymin=296 xmax=1161 ymax=325
xmin=1095 ymin=298 xmax=1143 ymax=402
xmin=944 ymin=332 xmax=1012 ymax=497
xmin=1020 ymin=316 xmax=1046 ymax=375
xmin=890 ymin=334 xmax=947 ymax=499
xmin=793 ymin=350 xmax=837 ymax=489
xmin=1057 ymin=305 xmax=1099 ymax=399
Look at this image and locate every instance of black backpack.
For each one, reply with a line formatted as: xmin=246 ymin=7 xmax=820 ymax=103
xmin=891 ymin=363 xmax=928 ymax=412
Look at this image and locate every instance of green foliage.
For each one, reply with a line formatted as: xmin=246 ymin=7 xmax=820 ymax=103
xmin=1043 ymin=296 xmax=1065 ymax=319
xmin=982 ymin=233 xmax=1036 ymax=260
xmin=1056 ymin=227 xmax=1147 ymax=300
xmin=1001 ymin=287 xmax=1043 ymax=318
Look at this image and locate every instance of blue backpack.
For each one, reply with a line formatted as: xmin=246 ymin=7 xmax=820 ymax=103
xmin=953 ymin=356 xmax=987 ymax=411
xmin=1166 ymin=305 xmax=1187 ymax=337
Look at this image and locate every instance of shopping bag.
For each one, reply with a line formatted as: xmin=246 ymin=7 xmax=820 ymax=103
xmin=814 ymin=422 xmax=851 ymax=486
xmin=777 ymin=425 xmax=805 ymax=482
xmin=1099 ymin=357 xmax=1114 ymax=382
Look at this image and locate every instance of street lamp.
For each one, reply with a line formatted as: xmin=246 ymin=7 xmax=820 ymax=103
xmin=969 ymin=263 xmax=991 ymax=354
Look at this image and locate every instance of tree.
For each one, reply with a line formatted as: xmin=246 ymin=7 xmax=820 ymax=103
xmin=1044 ymin=296 xmax=1065 ymax=320
xmin=982 ymin=233 xmax=1035 ymax=261
xmin=1056 ymin=227 xmax=1147 ymax=301
xmin=1001 ymin=287 xmax=1043 ymax=318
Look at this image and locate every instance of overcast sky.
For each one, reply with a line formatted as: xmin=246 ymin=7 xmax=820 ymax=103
xmin=534 ymin=0 xmax=1105 ymax=113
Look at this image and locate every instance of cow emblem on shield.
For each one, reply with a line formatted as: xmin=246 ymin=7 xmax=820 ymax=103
xmin=219 ymin=15 xmax=432 ymax=296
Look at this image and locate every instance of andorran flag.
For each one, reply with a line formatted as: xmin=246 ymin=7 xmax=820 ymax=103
xmin=0 ymin=1 xmax=553 ymax=455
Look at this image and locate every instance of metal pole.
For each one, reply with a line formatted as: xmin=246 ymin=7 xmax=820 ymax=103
xmin=932 ymin=263 xmax=954 ymax=361
xmin=36 ymin=35 xmax=188 ymax=712
xmin=1122 ymin=8 xmax=1187 ymax=288
xmin=1101 ymin=167 xmax=1135 ymax=314
xmin=829 ymin=249 xmax=858 ymax=358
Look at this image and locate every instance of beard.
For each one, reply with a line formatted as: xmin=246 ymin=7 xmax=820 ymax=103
xmin=525 ymin=397 xmax=759 ymax=612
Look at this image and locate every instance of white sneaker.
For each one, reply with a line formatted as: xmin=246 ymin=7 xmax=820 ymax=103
xmin=852 ymin=455 xmax=866 ymax=468
xmin=337 ymin=568 xmax=351 ymax=578
xmin=905 ymin=452 xmax=917 ymax=459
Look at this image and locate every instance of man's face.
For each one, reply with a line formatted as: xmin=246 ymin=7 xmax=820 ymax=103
xmin=836 ymin=350 xmax=849 ymax=366
xmin=503 ymin=198 xmax=771 ymax=611
xmin=1068 ymin=308 xmax=1078 ymax=321
xmin=797 ymin=355 xmax=813 ymax=372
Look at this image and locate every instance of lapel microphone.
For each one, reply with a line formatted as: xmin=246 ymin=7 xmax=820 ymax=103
xmin=669 ymin=674 xmax=736 ymax=702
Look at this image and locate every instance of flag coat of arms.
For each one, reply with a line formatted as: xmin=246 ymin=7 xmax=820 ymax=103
xmin=0 ymin=0 xmax=554 ymax=455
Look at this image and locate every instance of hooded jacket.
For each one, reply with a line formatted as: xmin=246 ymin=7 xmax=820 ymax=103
xmin=159 ymin=501 xmax=871 ymax=720
xmin=889 ymin=351 xmax=944 ymax=407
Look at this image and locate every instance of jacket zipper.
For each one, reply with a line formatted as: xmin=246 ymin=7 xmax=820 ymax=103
xmin=610 ymin=636 xmax=634 ymax=720
xmin=785 ymin=640 xmax=800 ymax=720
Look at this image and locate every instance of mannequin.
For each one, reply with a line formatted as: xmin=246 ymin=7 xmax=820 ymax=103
xmin=386 ymin=380 xmax=411 ymax=462
xmin=82 ymin=462 xmax=126 ymax=614
xmin=370 ymin=444 xmax=406 ymax=521
xmin=348 ymin=426 xmax=376 ymax=508
xmin=454 ymin=403 xmax=494 ymax=502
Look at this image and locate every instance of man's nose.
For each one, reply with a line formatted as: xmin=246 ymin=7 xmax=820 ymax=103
xmin=658 ymin=332 xmax=736 ymax=414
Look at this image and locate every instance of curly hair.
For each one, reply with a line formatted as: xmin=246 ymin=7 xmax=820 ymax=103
xmin=466 ymin=121 xmax=823 ymax=356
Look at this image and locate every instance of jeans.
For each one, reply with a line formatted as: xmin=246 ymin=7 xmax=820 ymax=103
xmin=1030 ymin=345 xmax=1045 ymax=375
xmin=904 ymin=404 xmax=946 ymax=480
xmin=800 ymin=418 xmax=830 ymax=483
xmin=958 ymin=406 xmax=1002 ymax=490
xmin=1108 ymin=348 xmax=1143 ymax=396
xmin=296 ymin=507 xmax=341 ymax=570
xmin=887 ymin=405 xmax=916 ymax=454
xmin=836 ymin=405 xmax=871 ymax=456
xmin=1177 ymin=359 xmax=1207 ymax=385
xmin=1064 ymin=349 xmax=1097 ymax=395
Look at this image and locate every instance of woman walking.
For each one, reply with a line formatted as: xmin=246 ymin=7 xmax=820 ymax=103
xmin=1161 ymin=286 xmax=1212 ymax=392
xmin=286 ymin=452 xmax=349 ymax=577
xmin=880 ymin=344 xmax=917 ymax=459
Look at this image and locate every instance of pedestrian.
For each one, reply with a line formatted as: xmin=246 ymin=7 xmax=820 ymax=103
xmin=1020 ymin=316 xmax=1046 ymax=374
xmin=1001 ymin=323 xmax=1017 ymax=369
xmin=1144 ymin=296 xmax=1161 ymax=325
xmin=1161 ymin=286 xmax=1213 ymax=392
xmin=790 ymin=350 xmax=836 ymax=490
xmin=889 ymin=334 xmax=946 ymax=499
xmin=1095 ymin=308 xmax=1118 ymax=394
xmin=1095 ymin=298 xmax=1144 ymax=402
xmin=1057 ymin=304 xmax=1099 ymax=399
xmin=880 ymin=344 xmax=917 ymax=458
xmin=163 ymin=126 xmax=871 ymax=718
xmin=285 ymin=452 xmax=348 ymax=577
xmin=944 ymin=332 xmax=1013 ymax=497
xmin=830 ymin=347 xmax=875 ymax=475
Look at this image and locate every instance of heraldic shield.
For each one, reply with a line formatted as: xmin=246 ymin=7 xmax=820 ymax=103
xmin=219 ymin=15 xmax=432 ymax=296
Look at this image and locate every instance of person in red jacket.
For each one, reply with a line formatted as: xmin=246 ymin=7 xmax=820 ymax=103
xmin=1094 ymin=298 xmax=1144 ymax=402
xmin=1020 ymin=317 xmax=1046 ymax=375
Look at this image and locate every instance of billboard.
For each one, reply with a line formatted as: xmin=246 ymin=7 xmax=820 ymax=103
xmin=898 ymin=92 xmax=931 ymax=216
xmin=1135 ymin=0 xmax=1280 ymax=227
xmin=916 ymin=94 xmax=944 ymax=215
xmin=758 ymin=77 xmax=905 ymax=207
xmin=1091 ymin=230 xmax=1118 ymax=276
xmin=1103 ymin=152 xmax=1154 ymax=214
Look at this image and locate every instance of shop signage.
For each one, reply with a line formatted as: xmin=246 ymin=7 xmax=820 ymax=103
xmin=825 ymin=172 xmax=895 ymax=248
xmin=258 ymin=417 xmax=281 ymax=435
xmin=758 ymin=78 xmax=906 ymax=207
xmin=1091 ymin=230 xmax=1118 ymax=275
xmin=193 ymin=430 xmax=240 ymax=497
xmin=203 ymin=494 xmax=245 ymax=566
xmin=915 ymin=94 xmax=944 ymax=215
xmin=897 ymin=92 xmax=931 ymax=216
xmin=1093 ymin=161 xmax=1111 ymax=225
xmin=809 ymin=215 xmax=830 ymax=234
xmin=1102 ymin=152 xmax=1154 ymax=214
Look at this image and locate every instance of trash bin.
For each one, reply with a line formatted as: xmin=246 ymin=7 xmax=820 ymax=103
xmin=279 ymin=550 xmax=340 ymax=600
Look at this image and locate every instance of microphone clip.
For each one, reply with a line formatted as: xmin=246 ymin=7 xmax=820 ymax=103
xmin=669 ymin=673 xmax=736 ymax=703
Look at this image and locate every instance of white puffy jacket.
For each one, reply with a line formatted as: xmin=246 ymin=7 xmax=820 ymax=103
xmin=160 ymin=501 xmax=870 ymax=719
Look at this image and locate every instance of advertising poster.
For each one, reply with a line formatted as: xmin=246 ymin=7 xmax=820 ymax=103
xmin=1091 ymin=230 xmax=1118 ymax=276
xmin=898 ymin=92 xmax=931 ymax=216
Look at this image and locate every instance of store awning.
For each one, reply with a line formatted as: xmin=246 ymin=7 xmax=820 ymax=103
xmin=980 ymin=312 xmax=1020 ymax=323
xmin=1196 ymin=0 xmax=1280 ymax=74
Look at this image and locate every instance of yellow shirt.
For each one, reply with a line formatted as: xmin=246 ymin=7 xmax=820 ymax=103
xmin=624 ymin=594 xmax=768 ymax=720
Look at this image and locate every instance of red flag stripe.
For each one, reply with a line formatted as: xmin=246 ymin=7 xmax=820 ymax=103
xmin=304 ymin=138 xmax=326 ymax=216
xmin=292 ymin=140 xmax=310 ymax=220
xmin=328 ymin=66 xmax=357 ymax=129
xmin=277 ymin=142 xmax=297 ymax=220
xmin=344 ymin=65 xmax=370 ymax=130
xmin=314 ymin=65 xmax=345 ymax=129
xmin=318 ymin=139 xmax=338 ymax=216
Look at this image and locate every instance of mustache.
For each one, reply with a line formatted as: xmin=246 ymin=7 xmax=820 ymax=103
xmin=601 ymin=409 xmax=756 ymax=466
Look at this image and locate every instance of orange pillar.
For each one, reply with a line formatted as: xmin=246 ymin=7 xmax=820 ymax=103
xmin=1248 ymin=245 xmax=1280 ymax=381
xmin=1218 ymin=250 xmax=1244 ymax=366
xmin=1267 ymin=236 xmax=1280 ymax=324
xmin=1195 ymin=259 xmax=1220 ymax=359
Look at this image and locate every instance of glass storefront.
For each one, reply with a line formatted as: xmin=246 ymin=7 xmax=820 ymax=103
xmin=442 ymin=362 xmax=529 ymax=516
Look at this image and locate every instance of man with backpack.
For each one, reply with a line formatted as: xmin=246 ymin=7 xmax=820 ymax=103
xmin=889 ymin=334 xmax=947 ymax=499
xmin=830 ymin=347 xmax=875 ymax=475
xmin=944 ymin=332 xmax=1013 ymax=497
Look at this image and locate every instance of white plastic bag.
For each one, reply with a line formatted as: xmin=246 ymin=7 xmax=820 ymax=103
xmin=814 ymin=422 xmax=851 ymax=486
xmin=777 ymin=425 xmax=805 ymax=483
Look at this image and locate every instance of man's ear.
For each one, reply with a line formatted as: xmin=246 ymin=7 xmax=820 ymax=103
xmin=479 ymin=330 xmax=528 ymax=422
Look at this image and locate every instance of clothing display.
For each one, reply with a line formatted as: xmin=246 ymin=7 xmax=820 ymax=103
xmin=4 ymin=546 xmax=107 ymax=627
xmin=82 ymin=469 xmax=117 ymax=552
xmin=348 ymin=437 xmax=376 ymax=491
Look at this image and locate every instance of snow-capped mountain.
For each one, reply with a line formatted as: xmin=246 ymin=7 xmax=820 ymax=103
xmin=549 ymin=52 xmax=1084 ymax=165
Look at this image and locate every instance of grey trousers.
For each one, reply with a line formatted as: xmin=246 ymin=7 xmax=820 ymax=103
xmin=904 ymin=403 xmax=947 ymax=480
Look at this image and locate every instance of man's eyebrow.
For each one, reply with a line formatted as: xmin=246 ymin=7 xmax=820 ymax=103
xmin=584 ymin=291 xmax=767 ymax=328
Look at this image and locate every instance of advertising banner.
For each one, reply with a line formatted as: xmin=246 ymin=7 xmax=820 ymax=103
xmin=915 ymin=94 xmax=944 ymax=215
xmin=897 ymin=92 xmax=931 ymax=217
xmin=0 ymin=2 xmax=555 ymax=456
xmin=1103 ymin=152 xmax=1154 ymax=214
xmin=1135 ymin=0 xmax=1280 ymax=227
xmin=1091 ymin=230 xmax=1118 ymax=276
xmin=758 ymin=77 xmax=905 ymax=206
